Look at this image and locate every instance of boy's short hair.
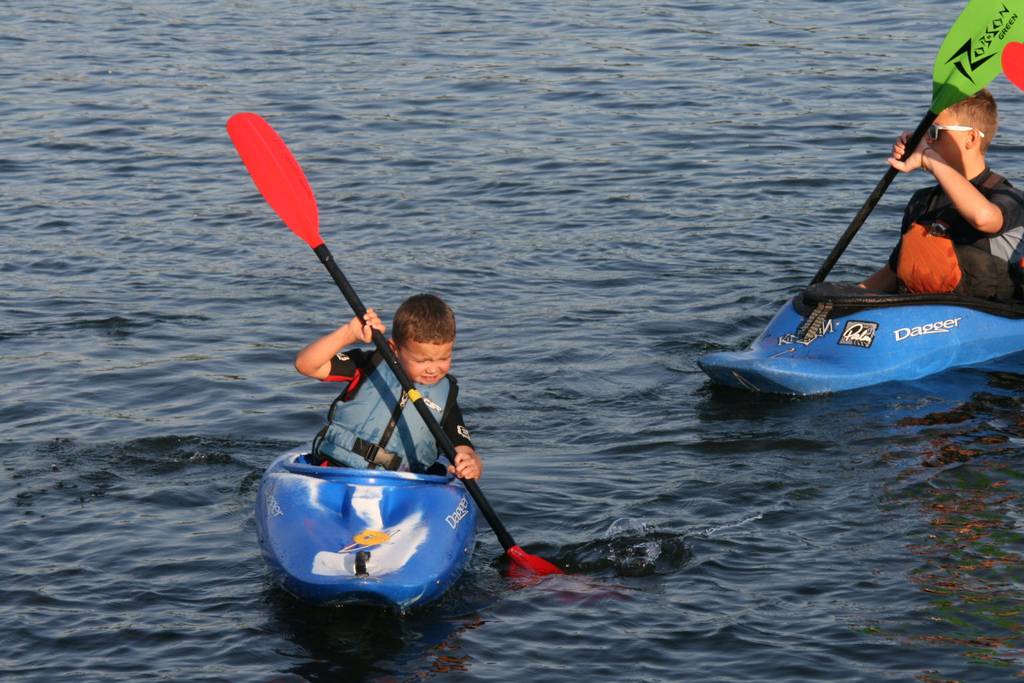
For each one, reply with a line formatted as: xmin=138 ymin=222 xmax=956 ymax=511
xmin=392 ymin=293 xmax=456 ymax=345
xmin=946 ymin=88 xmax=998 ymax=152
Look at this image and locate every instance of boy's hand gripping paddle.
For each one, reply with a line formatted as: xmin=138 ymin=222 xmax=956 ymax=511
xmin=227 ymin=112 xmax=563 ymax=577
xmin=810 ymin=0 xmax=1024 ymax=285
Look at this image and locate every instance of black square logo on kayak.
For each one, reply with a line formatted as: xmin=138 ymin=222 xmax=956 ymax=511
xmin=838 ymin=320 xmax=878 ymax=348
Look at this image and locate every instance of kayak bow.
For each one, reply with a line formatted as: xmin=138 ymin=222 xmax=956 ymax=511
xmin=699 ymin=284 xmax=1024 ymax=395
xmin=255 ymin=450 xmax=478 ymax=611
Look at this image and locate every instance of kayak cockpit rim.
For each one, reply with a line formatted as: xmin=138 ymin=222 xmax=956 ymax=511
xmin=279 ymin=450 xmax=455 ymax=484
xmin=798 ymin=282 xmax=1024 ymax=319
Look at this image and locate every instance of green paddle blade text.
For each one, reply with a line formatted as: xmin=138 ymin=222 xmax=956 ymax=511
xmin=932 ymin=0 xmax=1024 ymax=113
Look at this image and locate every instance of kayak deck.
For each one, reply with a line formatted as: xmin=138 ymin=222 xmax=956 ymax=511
xmin=699 ymin=284 xmax=1024 ymax=395
xmin=255 ymin=450 xmax=478 ymax=611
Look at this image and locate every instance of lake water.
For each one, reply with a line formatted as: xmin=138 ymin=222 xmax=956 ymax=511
xmin=5 ymin=1 xmax=1024 ymax=680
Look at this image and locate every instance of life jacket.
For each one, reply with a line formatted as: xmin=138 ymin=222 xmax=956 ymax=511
xmin=896 ymin=170 xmax=1024 ymax=300
xmin=313 ymin=352 xmax=455 ymax=473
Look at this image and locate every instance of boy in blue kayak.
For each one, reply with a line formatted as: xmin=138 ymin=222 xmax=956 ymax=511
xmin=295 ymin=293 xmax=483 ymax=480
xmin=860 ymin=89 xmax=1024 ymax=300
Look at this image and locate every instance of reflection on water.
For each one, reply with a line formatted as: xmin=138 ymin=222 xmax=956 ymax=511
xmin=265 ymin=584 xmax=489 ymax=682
xmin=882 ymin=385 xmax=1024 ymax=675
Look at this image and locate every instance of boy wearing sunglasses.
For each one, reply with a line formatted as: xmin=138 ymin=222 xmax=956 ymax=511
xmin=860 ymin=89 xmax=1024 ymax=300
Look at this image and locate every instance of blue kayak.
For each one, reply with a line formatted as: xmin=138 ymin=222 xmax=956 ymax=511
xmin=698 ymin=283 xmax=1024 ymax=395
xmin=255 ymin=450 xmax=477 ymax=611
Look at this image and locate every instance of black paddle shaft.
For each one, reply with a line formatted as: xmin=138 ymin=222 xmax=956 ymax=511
xmin=312 ymin=243 xmax=519 ymax=552
xmin=809 ymin=112 xmax=936 ymax=285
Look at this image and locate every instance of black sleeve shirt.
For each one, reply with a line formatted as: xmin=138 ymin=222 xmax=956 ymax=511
xmin=888 ymin=168 xmax=1024 ymax=270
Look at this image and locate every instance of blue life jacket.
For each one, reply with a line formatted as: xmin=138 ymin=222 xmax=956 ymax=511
xmin=315 ymin=353 xmax=453 ymax=473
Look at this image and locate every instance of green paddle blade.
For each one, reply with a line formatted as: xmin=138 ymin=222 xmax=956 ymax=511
xmin=932 ymin=0 xmax=1024 ymax=113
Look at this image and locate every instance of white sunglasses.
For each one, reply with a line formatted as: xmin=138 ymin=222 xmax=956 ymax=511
xmin=927 ymin=123 xmax=985 ymax=140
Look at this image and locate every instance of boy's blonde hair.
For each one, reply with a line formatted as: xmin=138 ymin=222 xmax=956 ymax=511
xmin=392 ymin=293 xmax=456 ymax=345
xmin=946 ymin=88 xmax=998 ymax=152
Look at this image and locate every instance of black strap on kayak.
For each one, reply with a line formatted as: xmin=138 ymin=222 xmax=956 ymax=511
xmin=796 ymin=301 xmax=833 ymax=344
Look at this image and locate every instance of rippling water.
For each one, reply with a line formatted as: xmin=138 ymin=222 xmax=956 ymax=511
xmin=5 ymin=1 xmax=1024 ymax=681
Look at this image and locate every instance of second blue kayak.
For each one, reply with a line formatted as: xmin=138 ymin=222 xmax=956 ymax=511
xmin=698 ymin=283 xmax=1024 ymax=395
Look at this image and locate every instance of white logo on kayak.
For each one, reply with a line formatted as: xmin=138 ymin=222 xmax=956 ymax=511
xmin=266 ymin=493 xmax=283 ymax=518
xmin=778 ymin=319 xmax=835 ymax=346
xmin=446 ymin=496 xmax=470 ymax=530
xmin=893 ymin=317 xmax=962 ymax=342
xmin=838 ymin=320 xmax=878 ymax=348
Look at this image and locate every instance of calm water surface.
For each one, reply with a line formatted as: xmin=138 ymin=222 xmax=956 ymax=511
xmin=4 ymin=1 xmax=1024 ymax=681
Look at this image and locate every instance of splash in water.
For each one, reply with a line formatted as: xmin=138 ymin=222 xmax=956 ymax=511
xmin=557 ymin=517 xmax=693 ymax=577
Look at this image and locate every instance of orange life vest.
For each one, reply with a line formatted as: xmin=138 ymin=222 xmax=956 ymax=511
xmin=894 ymin=171 xmax=1024 ymax=300
xmin=896 ymin=221 xmax=962 ymax=294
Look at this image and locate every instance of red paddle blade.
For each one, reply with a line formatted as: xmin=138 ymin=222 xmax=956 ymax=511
xmin=508 ymin=545 xmax=563 ymax=576
xmin=1003 ymin=42 xmax=1024 ymax=92
xmin=226 ymin=112 xmax=322 ymax=249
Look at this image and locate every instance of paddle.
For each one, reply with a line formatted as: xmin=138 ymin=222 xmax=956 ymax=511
xmin=1003 ymin=41 xmax=1024 ymax=90
xmin=227 ymin=112 xmax=563 ymax=576
xmin=810 ymin=0 xmax=1024 ymax=285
